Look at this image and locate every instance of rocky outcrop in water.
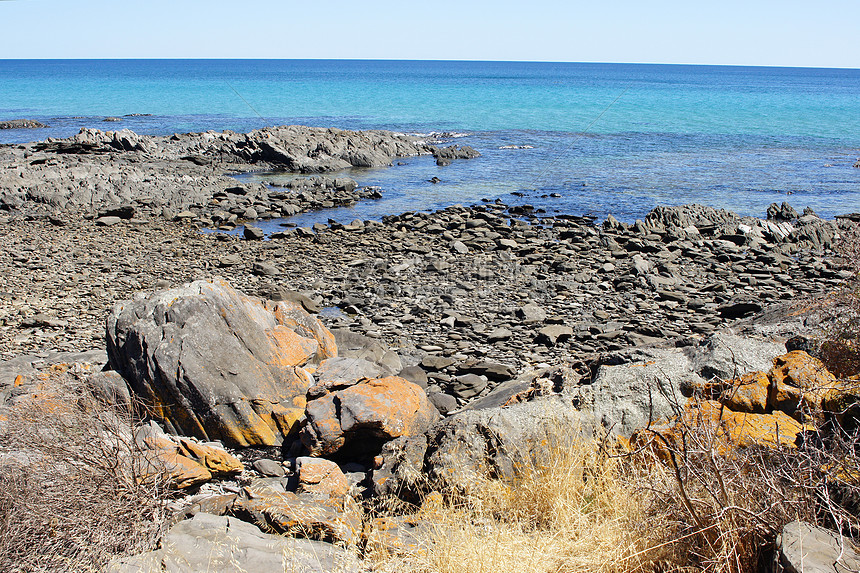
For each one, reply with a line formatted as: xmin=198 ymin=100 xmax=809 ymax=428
xmin=0 ymin=125 xmax=434 ymax=219
xmin=0 ymin=119 xmax=48 ymax=130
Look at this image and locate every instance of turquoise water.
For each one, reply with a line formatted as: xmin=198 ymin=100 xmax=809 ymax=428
xmin=1 ymin=59 xmax=858 ymax=221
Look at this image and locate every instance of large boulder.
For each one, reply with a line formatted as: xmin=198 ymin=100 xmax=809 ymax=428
xmin=106 ymin=279 xmax=335 ymax=447
xmin=109 ymin=512 xmax=361 ymax=573
xmin=301 ymin=376 xmax=439 ymax=458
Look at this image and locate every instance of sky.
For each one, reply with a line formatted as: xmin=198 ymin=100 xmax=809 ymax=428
xmin=0 ymin=0 xmax=857 ymax=68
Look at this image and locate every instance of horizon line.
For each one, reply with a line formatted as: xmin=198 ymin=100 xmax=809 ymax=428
xmin=0 ymin=57 xmax=857 ymax=71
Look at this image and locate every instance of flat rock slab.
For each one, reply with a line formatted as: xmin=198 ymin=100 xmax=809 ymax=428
xmin=110 ymin=512 xmax=361 ymax=573
xmin=778 ymin=521 xmax=860 ymax=573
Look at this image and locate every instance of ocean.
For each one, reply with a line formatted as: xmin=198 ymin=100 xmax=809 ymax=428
xmin=1 ymin=59 xmax=858 ymax=223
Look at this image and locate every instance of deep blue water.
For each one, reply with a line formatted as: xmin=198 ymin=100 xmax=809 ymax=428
xmin=1 ymin=59 xmax=858 ymax=222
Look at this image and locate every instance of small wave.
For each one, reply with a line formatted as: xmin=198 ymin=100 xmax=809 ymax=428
xmin=499 ymin=145 xmax=535 ymax=150
xmin=409 ymin=131 xmax=472 ymax=139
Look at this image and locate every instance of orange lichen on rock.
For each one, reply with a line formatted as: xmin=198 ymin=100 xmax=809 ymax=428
xmin=266 ymin=325 xmax=319 ymax=368
xmin=641 ymin=351 xmax=850 ymax=457
xmin=265 ymin=403 xmax=305 ymax=438
xmin=769 ymin=351 xmax=840 ymax=416
xmin=699 ymin=371 xmax=770 ymax=414
xmin=297 ymin=457 xmax=350 ymax=497
xmin=268 ymin=300 xmax=338 ymax=362
xmin=177 ymin=437 xmax=243 ymax=477
xmin=302 ymin=376 xmax=440 ymax=457
xmin=634 ymin=399 xmax=810 ymax=456
xmin=154 ymin=449 xmax=213 ymax=489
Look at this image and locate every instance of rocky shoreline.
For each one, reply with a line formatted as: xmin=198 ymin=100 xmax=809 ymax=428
xmin=2 ymin=125 xmax=860 ymax=572
xmin=0 ymin=125 xmax=482 ymax=225
xmin=1 ymin=198 xmax=853 ymax=408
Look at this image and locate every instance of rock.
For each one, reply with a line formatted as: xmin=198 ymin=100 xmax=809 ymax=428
xmin=767 ymin=201 xmax=799 ymax=221
xmin=372 ymin=366 xmax=594 ymax=497
xmin=536 ymin=325 xmax=573 ymax=345
xmin=428 ymin=392 xmax=458 ymax=415
xmin=425 ymin=390 xmax=589 ymax=494
xmin=689 ymin=332 xmax=785 ymax=382
xmin=217 ymin=253 xmax=242 ymax=267
xmin=239 ymin=478 xmax=362 ymax=545
xmin=458 ymin=360 xmax=516 ymax=381
xmin=296 ymin=457 xmax=350 ymax=496
xmin=315 ymin=356 xmax=385 ymax=386
xmin=698 ymin=370 xmax=771 ymax=414
xmin=487 ymin=327 xmax=513 ymax=343
xmin=301 ymin=376 xmax=440 ymax=458
xmin=777 ymin=520 xmax=860 ymax=573
xmin=258 ymin=284 xmax=321 ymax=313
xmin=451 ymin=240 xmax=469 ymax=254
xmin=177 ymin=437 xmax=244 ymax=477
xmin=717 ymin=299 xmax=763 ymax=319
xmin=135 ymin=422 xmax=243 ymax=489
xmin=109 ymin=512 xmax=361 ymax=573
xmin=432 ymin=145 xmax=481 ymax=164
xmin=370 ymin=435 xmax=430 ymax=499
xmin=397 ymin=365 xmax=429 ymax=388
xmin=107 ymin=279 xmax=335 ymax=447
xmin=251 ymin=261 xmax=280 ymax=276
xmin=636 ymin=399 xmax=809 ymax=453
xmin=451 ymin=373 xmax=488 ymax=399
xmin=95 ymin=216 xmax=122 ymax=227
xmin=516 ymin=303 xmax=547 ymax=324
xmin=19 ymin=313 xmax=67 ymax=328
xmin=243 ymin=225 xmax=265 ymax=240
xmin=87 ymin=370 xmax=132 ymax=408
xmin=0 ymin=119 xmax=47 ymax=129
xmin=253 ymin=458 xmax=286 ymax=477
xmin=169 ymin=493 xmax=238 ymax=523
xmin=330 ymin=328 xmax=390 ymax=366
xmin=100 ymin=204 xmax=136 ymax=219
xmin=585 ymin=347 xmax=705 ymax=437
xmin=769 ymin=351 xmax=840 ymax=418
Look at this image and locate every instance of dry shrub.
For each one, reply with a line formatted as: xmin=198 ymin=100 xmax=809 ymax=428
xmin=632 ymin=422 xmax=816 ymax=573
xmin=0 ymin=370 xmax=170 ymax=572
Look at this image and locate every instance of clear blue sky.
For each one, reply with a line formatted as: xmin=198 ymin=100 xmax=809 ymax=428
xmin=1 ymin=0 xmax=857 ymax=68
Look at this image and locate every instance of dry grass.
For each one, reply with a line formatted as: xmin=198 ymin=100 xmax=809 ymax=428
xmin=0 ymin=369 xmax=170 ymax=573
xmin=367 ymin=415 xmax=859 ymax=573
xmin=368 ymin=438 xmax=675 ymax=573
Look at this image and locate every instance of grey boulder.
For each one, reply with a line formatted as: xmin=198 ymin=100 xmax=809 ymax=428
xmin=106 ymin=279 xmax=336 ymax=447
